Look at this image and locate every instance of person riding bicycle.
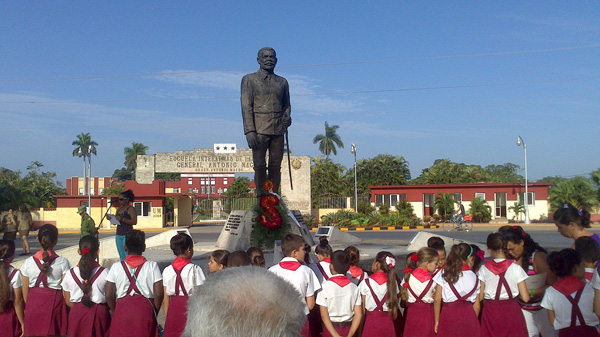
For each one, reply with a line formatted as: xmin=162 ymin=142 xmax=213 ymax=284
xmin=453 ymin=201 xmax=465 ymax=228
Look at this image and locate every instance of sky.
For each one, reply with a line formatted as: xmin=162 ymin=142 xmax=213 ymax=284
xmin=1 ymin=2 xmax=599 ymax=185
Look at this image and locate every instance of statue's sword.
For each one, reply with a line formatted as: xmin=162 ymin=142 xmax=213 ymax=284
xmin=286 ymin=130 xmax=293 ymax=190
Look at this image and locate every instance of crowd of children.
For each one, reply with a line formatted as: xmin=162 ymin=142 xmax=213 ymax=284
xmin=4 ymin=202 xmax=600 ymax=336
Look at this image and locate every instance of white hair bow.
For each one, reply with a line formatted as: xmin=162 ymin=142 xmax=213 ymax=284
xmin=385 ymin=256 xmax=396 ymax=268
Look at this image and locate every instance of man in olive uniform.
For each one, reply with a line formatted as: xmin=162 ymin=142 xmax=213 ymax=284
xmin=241 ymin=47 xmax=291 ymax=196
xmin=78 ymin=205 xmax=97 ymax=238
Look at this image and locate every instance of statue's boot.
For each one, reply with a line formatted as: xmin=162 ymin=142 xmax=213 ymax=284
xmin=268 ymin=165 xmax=281 ymax=195
xmin=254 ymin=166 xmax=267 ymax=196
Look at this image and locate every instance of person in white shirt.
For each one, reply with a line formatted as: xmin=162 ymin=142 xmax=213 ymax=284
xmin=478 ymin=233 xmax=530 ymax=337
xmin=345 ymin=246 xmax=368 ymax=285
xmin=433 ymin=243 xmax=481 ymax=337
xmin=543 ymin=249 xmax=600 ymax=336
xmin=317 ymin=250 xmax=362 ymax=337
xmin=105 ymin=230 xmax=163 ymax=337
xmin=162 ymin=233 xmax=205 ymax=337
xmin=62 ymin=235 xmax=110 ymax=337
xmin=0 ymin=239 xmax=24 ymax=336
xmin=400 ymin=247 xmax=439 ymax=337
xmin=21 ymin=224 xmax=71 ymax=337
xmin=574 ymin=236 xmax=599 ymax=283
xmin=360 ymin=251 xmax=399 ymax=337
xmin=308 ymin=239 xmax=333 ymax=336
xmin=269 ymin=234 xmax=320 ymax=337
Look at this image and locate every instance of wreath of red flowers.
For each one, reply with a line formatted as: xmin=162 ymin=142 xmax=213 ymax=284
xmin=259 ymin=181 xmax=282 ymax=230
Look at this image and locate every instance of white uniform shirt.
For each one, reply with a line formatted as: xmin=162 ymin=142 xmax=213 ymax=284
xmin=106 ymin=260 xmax=162 ymax=299
xmin=590 ymin=268 xmax=600 ymax=289
xmin=61 ymin=266 xmax=108 ymax=303
xmin=316 ymin=274 xmax=362 ymax=322
xmin=477 ymin=260 xmax=528 ymax=300
xmin=402 ymin=274 xmax=435 ymax=304
xmin=347 ymin=267 xmax=368 ymax=286
xmin=584 ymin=267 xmax=595 ymax=283
xmin=541 ymin=283 xmax=599 ymax=329
xmin=359 ymin=277 xmax=397 ymax=311
xmin=162 ymin=263 xmax=206 ymax=296
xmin=310 ymin=261 xmax=333 ymax=284
xmin=7 ymin=267 xmax=22 ymax=300
xmin=20 ymin=256 xmax=71 ymax=290
xmin=269 ymin=257 xmax=321 ymax=315
xmin=433 ymin=269 xmax=480 ymax=303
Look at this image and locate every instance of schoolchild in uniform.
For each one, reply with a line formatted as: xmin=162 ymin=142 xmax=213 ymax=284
xmin=0 ymin=239 xmax=24 ymax=337
xmin=543 ymin=249 xmax=599 ymax=337
xmin=105 ymin=230 xmax=164 ymax=337
xmin=227 ymin=251 xmax=251 ymax=267
xmin=268 ymin=234 xmax=321 ymax=337
xmin=247 ymin=247 xmax=266 ymax=267
xmin=61 ymin=235 xmax=110 ymax=337
xmin=359 ymin=251 xmax=399 ymax=337
xmin=308 ymin=240 xmax=333 ymax=336
xmin=428 ymin=237 xmax=446 ymax=277
xmin=574 ymin=236 xmax=600 ymax=283
xmin=401 ymin=247 xmax=439 ymax=337
xmin=208 ymin=249 xmax=229 ymax=273
xmin=478 ymin=233 xmax=530 ymax=337
xmin=317 ymin=250 xmax=363 ymax=337
xmin=345 ymin=246 xmax=368 ymax=285
xmin=433 ymin=243 xmax=481 ymax=337
xmin=162 ymin=233 xmax=205 ymax=337
xmin=21 ymin=224 xmax=70 ymax=337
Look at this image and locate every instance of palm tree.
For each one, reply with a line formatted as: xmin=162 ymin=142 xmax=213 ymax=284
xmin=549 ymin=177 xmax=599 ymax=211
xmin=124 ymin=142 xmax=149 ymax=172
xmin=72 ymin=132 xmax=98 ymax=195
xmin=508 ymin=202 xmax=525 ymax=221
xmin=434 ymin=193 xmax=455 ymax=220
xmin=313 ymin=121 xmax=344 ymax=160
xmin=470 ymin=197 xmax=492 ymax=223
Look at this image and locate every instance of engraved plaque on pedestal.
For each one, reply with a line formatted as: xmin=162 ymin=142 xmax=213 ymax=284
xmin=215 ymin=210 xmax=254 ymax=251
xmin=289 ymin=210 xmax=315 ymax=246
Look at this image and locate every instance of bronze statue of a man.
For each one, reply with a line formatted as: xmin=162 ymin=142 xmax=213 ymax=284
xmin=241 ymin=47 xmax=291 ymax=196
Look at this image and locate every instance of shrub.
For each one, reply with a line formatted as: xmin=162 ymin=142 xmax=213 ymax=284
xmin=379 ymin=203 xmax=390 ymax=216
xmin=357 ymin=201 xmax=376 ymax=215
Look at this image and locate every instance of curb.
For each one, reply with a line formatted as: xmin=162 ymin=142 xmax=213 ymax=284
xmin=311 ymin=225 xmax=439 ymax=231
xmin=58 ymin=227 xmax=177 ymax=235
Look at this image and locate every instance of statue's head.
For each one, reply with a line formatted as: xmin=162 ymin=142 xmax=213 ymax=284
xmin=257 ymin=47 xmax=277 ymax=72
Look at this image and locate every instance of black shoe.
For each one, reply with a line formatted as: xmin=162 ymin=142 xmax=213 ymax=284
xmin=19 ymin=253 xmax=27 ymax=256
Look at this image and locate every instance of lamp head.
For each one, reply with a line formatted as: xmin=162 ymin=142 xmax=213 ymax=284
xmin=351 ymin=144 xmax=356 ymax=154
xmin=516 ymin=136 xmax=523 ymax=147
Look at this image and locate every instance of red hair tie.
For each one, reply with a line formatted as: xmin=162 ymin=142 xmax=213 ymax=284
xmin=402 ymin=283 xmax=409 ymax=288
xmin=476 ymin=250 xmax=485 ymax=260
xmin=403 ymin=268 xmax=413 ymax=274
xmin=81 ymin=247 xmax=91 ymax=255
xmin=410 ymin=254 xmax=419 ymax=262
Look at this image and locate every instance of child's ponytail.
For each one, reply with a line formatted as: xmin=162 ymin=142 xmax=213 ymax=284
xmin=547 ymin=248 xmax=581 ymax=278
xmin=78 ymin=236 xmax=100 ymax=307
xmin=399 ymin=252 xmax=418 ymax=301
xmin=0 ymin=240 xmax=15 ymax=313
xmin=38 ymin=224 xmax=58 ymax=276
xmin=443 ymin=243 xmax=471 ymax=284
xmin=375 ymin=251 xmax=399 ymax=320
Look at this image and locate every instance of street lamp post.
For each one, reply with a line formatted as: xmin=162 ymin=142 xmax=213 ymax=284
xmin=516 ymin=136 xmax=530 ymax=224
xmin=87 ymin=144 xmax=92 ymax=215
xmin=351 ymin=144 xmax=357 ymax=213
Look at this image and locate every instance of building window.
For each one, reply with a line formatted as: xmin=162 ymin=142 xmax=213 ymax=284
xmin=79 ymin=188 xmax=84 ymax=195
xmin=90 ymin=188 xmax=94 ymax=196
xmin=188 ymin=178 xmax=193 ymax=185
xmin=211 ymin=186 xmax=216 ymax=194
xmin=452 ymin=193 xmax=462 ymax=202
xmin=134 ymin=202 xmax=151 ymax=217
xmin=173 ymin=188 xmax=179 ymax=193
xmin=224 ymin=178 xmax=228 ymax=185
xmin=475 ymin=193 xmax=485 ymax=200
xmin=201 ymin=186 xmax=206 ymax=194
xmin=201 ymin=178 xmax=205 ymax=185
xmin=188 ymin=188 xmax=193 ymax=194
xmin=211 ymin=178 xmax=216 ymax=185
xmin=518 ymin=192 xmax=535 ymax=206
xmin=99 ymin=188 xmax=104 ymax=195
xmin=224 ymin=188 xmax=228 ymax=193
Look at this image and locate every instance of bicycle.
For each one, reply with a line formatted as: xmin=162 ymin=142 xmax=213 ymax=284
xmin=443 ymin=215 xmax=473 ymax=232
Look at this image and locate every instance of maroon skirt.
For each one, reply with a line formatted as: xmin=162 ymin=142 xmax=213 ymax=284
xmin=559 ymin=325 xmax=600 ymax=337
xmin=481 ymin=299 xmax=527 ymax=337
xmin=308 ymin=305 xmax=322 ymax=337
xmin=67 ymin=302 xmax=111 ymax=337
xmin=110 ymin=295 xmax=158 ymax=337
xmin=24 ymin=287 xmax=68 ymax=336
xmin=363 ymin=311 xmax=395 ymax=337
xmin=301 ymin=317 xmax=311 ymax=337
xmin=437 ymin=300 xmax=481 ymax=337
xmin=403 ymin=302 xmax=435 ymax=337
xmin=394 ymin=306 xmax=405 ymax=337
xmin=0 ymin=301 xmax=22 ymax=337
xmin=164 ymin=295 xmax=188 ymax=337
xmin=323 ymin=324 xmax=351 ymax=337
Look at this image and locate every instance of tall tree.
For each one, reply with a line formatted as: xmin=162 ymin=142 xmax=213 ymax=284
xmin=549 ymin=177 xmax=598 ymax=211
xmin=72 ymin=132 xmax=98 ymax=193
xmin=434 ymin=193 xmax=456 ymax=220
xmin=312 ymin=121 xmax=344 ymax=160
xmin=351 ymin=154 xmax=411 ymax=197
xmin=223 ymin=177 xmax=252 ymax=198
xmin=310 ymin=156 xmax=350 ymax=208
xmin=124 ymin=142 xmax=149 ymax=172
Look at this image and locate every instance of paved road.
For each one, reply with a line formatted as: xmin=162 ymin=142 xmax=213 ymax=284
xmin=11 ymin=223 xmax=580 ymax=254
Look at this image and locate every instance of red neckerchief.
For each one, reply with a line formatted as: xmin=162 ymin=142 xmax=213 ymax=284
xmin=322 ymin=258 xmax=331 ymax=263
xmin=125 ymin=255 xmax=147 ymax=269
xmin=172 ymin=257 xmax=191 ymax=271
xmin=330 ymin=275 xmax=351 ymax=287
xmin=412 ymin=267 xmax=432 ymax=283
xmin=349 ymin=266 xmax=363 ymax=278
xmin=279 ymin=260 xmax=302 ymax=271
xmin=484 ymin=259 xmax=513 ymax=275
xmin=553 ymin=276 xmax=586 ymax=297
xmin=370 ymin=272 xmax=388 ymax=285
xmin=33 ymin=250 xmax=59 ymax=261
xmin=462 ymin=264 xmax=471 ymax=271
xmin=585 ymin=270 xmax=594 ymax=282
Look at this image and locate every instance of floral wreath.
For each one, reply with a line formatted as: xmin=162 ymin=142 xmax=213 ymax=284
xmin=251 ymin=180 xmax=290 ymax=249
